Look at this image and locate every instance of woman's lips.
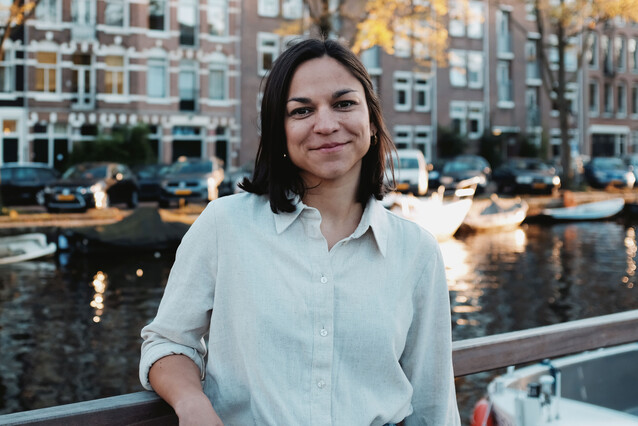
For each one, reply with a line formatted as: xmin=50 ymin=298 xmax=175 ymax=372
xmin=313 ymin=142 xmax=347 ymax=153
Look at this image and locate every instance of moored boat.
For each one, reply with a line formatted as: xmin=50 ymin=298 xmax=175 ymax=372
xmin=0 ymin=233 xmax=56 ymax=265
xmin=463 ymin=195 xmax=528 ymax=232
xmin=542 ymin=197 xmax=625 ymax=221
xmin=384 ymin=188 xmax=473 ymax=241
xmin=475 ymin=342 xmax=638 ymax=425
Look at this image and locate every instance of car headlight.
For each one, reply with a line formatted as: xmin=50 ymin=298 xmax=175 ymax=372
xmin=553 ymin=176 xmax=561 ymax=186
xmin=44 ymin=186 xmax=52 ymax=194
xmin=516 ymin=176 xmax=533 ymax=184
xmin=90 ymin=181 xmax=106 ymax=193
xmin=440 ymin=176 xmax=453 ymax=185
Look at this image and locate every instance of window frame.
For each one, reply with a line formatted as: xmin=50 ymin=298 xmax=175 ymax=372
xmin=257 ymin=32 xmax=280 ymax=77
xmin=393 ymin=71 xmax=412 ymax=112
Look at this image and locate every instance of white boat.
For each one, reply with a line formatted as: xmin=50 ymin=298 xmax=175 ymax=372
xmin=542 ymin=197 xmax=625 ymax=220
xmin=474 ymin=342 xmax=638 ymax=425
xmin=0 ymin=233 xmax=57 ymax=265
xmin=384 ymin=189 xmax=473 ymax=241
xmin=463 ymin=195 xmax=528 ymax=232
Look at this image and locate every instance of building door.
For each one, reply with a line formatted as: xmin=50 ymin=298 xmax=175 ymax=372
xmin=72 ymin=53 xmax=94 ymax=109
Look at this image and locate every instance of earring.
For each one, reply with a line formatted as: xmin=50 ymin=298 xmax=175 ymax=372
xmin=371 ymin=134 xmax=378 ymax=145
xmin=283 ymin=153 xmax=287 ymax=158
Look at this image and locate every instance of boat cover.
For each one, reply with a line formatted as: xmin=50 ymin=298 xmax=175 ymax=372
xmin=65 ymin=207 xmax=191 ymax=253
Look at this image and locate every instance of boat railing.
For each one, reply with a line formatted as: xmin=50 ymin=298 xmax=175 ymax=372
xmin=2 ymin=309 xmax=638 ymax=425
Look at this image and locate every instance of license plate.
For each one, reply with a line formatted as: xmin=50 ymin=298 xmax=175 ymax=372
xmin=56 ymin=194 xmax=75 ymax=201
xmin=175 ymin=189 xmax=192 ymax=195
xmin=396 ymin=183 xmax=409 ymax=190
xmin=532 ymin=183 xmax=546 ymax=189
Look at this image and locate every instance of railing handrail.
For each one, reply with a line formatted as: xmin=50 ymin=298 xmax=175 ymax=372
xmin=2 ymin=310 xmax=638 ymax=425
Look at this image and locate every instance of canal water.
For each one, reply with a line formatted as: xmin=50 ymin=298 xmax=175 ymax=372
xmin=1 ymin=218 xmax=638 ymax=423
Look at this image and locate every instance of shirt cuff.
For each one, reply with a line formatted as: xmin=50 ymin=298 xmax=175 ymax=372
xmin=139 ymin=342 xmax=206 ymax=391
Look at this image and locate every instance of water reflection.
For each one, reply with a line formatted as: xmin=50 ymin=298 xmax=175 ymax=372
xmin=1 ymin=221 xmax=638 ymax=420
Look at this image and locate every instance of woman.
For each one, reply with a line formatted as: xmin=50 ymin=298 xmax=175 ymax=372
xmin=140 ymin=38 xmax=460 ymax=426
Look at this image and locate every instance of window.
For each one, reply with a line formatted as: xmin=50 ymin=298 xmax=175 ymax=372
xmin=147 ymin=58 xmax=167 ymax=98
xmin=393 ymin=28 xmax=411 ymax=58
xmin=468 ymin=103 xmax=484 ymax=139
xmin=604 ymin=82 xmax=613 ymax=114
xmin=104 ymin=0 xmax=125 ymax=26
xmin=467 ymin=52 xmax=483 ymax=88
xmin=589 ymin=80 xmax=599 ymax=115
xmin=36 ymin=0 xmax=59 ymax=22
xmin=72 ymin=0 xmax=94 ymax=25
xmin=618 ymin=82 xmax=627 ymax=116
xmin=258 ymin=0 xmax=278 ymax=17
xmin=35 ymin=52 xmax=57 ymax=92
xmin=208 ymin=0 xmax=227 ymax=36
xmin=467 ymin=1 xmax=483 ymax=39
xmin=526 ymin=40 xmax=540 ymax=80
xmin=526 ymin=87 xmax=540 ymax=127
xmin=393 ymin=126 xmax=413 ymax=149
xmin=632 ymin=84 xmax=638 ymax=115
xmin=0 ymin=49 xmax=13 ymax=93
xmin=602 ymin=35 xmax=613 ymax=74
xmin=360 ymin=47 xmax=381 ymax=73
xmin=630 ymin=39 xmax=638 ymax=71
xmin=449 ymin=50 xmax=466 ymax=87
xmin=587 ymin=32 xmax=598 ymax=68
xmin=393 ymin=72 xmax=412 ymax=111
xmin=414 ymin=74 xmax=430 ymax=112
xmin=414 ymin=126 xmax=432 ymax=160
xmin=257 ymin=33 xmax=279 ymax=76
xmin=497 ymin=61 xmax=512 ymax=104
xmin=448 ymin=1 xmax=464 ymax=37
xmin=209 ymin=61 xmax=228 ymax=101
xmin=282 ymin=0 xmax=302 ymax=19
xmin=149 ymin=0 xmax=167 ymax=30
xmin=615 ymin=36 xmax=626 ymax=71
xmin=496 ymin=10 xmax=512 ymax=54
xmin=450 ymin=102 xmax=467 ymax=135
xmin=71 ymin=53 xmax=94 ymax=107
xmin=179 ymin=0 xmax=198 ymax=45
xmin=104 ymin=55 xmax=124 ymax=95
xmin=179 ymin=60 xmax=198 ymax=111
xmin=565 ymin=41 xmax=578 ymax=71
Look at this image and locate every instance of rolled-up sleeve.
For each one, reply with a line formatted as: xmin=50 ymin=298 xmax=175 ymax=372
xmin=400 ymin=243 xmax=460 ymax=426
xmin=139 ymin=202 xmax=219 ymax=391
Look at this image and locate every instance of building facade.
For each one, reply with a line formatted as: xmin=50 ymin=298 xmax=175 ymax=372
xmin=2 ymin=0 xmax=638 ymax=172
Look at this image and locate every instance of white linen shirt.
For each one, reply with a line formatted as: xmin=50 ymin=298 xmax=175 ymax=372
xmin=140 ymin=192 xmax=460 ymax=426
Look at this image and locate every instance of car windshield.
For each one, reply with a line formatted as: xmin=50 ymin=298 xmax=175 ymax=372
xmin=594 ymin=158 xmax=624 ymax=170
xmin=63 ymin=165 xmax=107 ymax=179
xmin=510 ymin=160 xmax=548 ymax=171
xmin=169 ymin=161 xmax=213 ymax=174
xmin=443 ymin=161 xmax=477 ymax=173
xmin=137 ymin=165 xmax=168 ymax=178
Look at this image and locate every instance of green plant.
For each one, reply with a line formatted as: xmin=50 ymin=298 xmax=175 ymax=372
xmin=437 ymin=126 xmax=466 ymax=158
xmin=478 ymin=131 xmax=504 ymax=169
xmin=68 ymin=124 xmax=155 ymax=167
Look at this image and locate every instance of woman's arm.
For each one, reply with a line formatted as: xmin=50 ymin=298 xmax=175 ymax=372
xmin=149 ymin=354 xmax=224 ymax=425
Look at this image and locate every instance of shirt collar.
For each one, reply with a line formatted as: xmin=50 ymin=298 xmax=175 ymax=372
xmin=273 ymin=196 xmax=389 ymax=257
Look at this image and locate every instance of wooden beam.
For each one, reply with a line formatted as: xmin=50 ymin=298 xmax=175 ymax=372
xmin=452 ymin=309 xmax=638 ymax=377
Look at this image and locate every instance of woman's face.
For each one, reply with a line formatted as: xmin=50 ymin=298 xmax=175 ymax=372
xmin=284 ymin=56 xmax=374 ymax=189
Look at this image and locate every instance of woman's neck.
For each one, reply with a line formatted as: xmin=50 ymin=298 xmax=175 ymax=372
xmin=302 ymin=182 xmax=363 ymax=250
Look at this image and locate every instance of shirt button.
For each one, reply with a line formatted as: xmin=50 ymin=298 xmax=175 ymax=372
xmin=317 ymin=379 xmax=326 ymax=389
xmin=320 ymin=328 xmax=328 ymax=337
xmin=320 ymin=276 xmax=328 ymax=284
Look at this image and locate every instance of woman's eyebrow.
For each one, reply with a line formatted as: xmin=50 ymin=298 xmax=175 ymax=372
xmin=287 ymin=88 xmax=358 ymax=104
xmin=287 ymin=96 xmax=311 ymax=104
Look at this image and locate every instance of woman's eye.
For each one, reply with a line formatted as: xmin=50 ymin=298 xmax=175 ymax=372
xmin=335 ymin=100 xmax=356 ymax=109
xmin=289 ymin=107 xmax=311 ymax=117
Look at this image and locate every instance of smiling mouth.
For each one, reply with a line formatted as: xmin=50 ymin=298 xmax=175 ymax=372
xmin=312 ymin=142 xmax=347 ymax=151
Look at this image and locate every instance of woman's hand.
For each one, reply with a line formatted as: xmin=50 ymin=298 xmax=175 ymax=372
xmin=174 ymin=392 xmax=224 ymax=426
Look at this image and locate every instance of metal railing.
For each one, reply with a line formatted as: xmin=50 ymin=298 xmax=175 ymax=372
xmin=2 ymin=310 xmax=638 ymax=425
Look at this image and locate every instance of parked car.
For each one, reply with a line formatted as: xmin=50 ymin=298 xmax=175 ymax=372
xmin=584 ymin=157 xmax=636 ymax=189
xmin=492 ymin=157 xmax=561 ymax=195
xmin=438 ymin=155 xmax=491 ymax=193
xmin=44 ymin=162 xmax=140 ymax=212
xmin=218 ymin=162 xmax=253 ymax=197
xmin=388 ymin=149 xmax=428 ymax=196
xmin=133 ymin=163 xmax=170 ymax=202
xmin=159 ymin=157 xmax=224 ymax=207
xmin=0 ymin=163 xmax=60 ymax=206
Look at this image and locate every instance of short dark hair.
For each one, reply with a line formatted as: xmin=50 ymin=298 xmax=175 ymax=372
xmin=240 ymin=38 xmax=394 ymax=213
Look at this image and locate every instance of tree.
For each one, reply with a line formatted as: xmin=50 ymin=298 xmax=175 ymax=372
xmin=276 ymin=0 xmax=451 ymax=65
xmin=68 ymin=124 xmax=155 ymax=167
xmin=520 ymin=0 xmax=638 ymax=188
xmin=0 ymin=0 xmax=39 ymax=59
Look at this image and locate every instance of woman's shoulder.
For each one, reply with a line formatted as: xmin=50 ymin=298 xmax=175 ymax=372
xmin=377 ymin=201 xmax=439 ymax=248
xmin=200 ymin=193 xmax=270 ymax=223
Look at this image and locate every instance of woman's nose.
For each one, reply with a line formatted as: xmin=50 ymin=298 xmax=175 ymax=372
xmin=313 ymin=107 xmax=339 ymax=134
